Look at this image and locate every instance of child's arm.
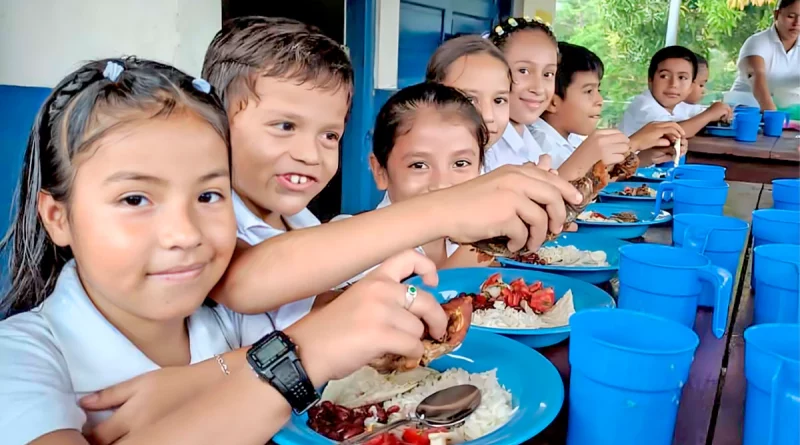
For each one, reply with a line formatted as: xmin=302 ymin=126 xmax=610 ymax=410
xmin=556 ymin=129 xmax=630 ymax=181
xmin=743 ymin=56 xmax=777 ymax=111
xmin=677 ymin=102 xmax=733 ymax=138
xmin=211 ymin=165 xmax=584 ymax=314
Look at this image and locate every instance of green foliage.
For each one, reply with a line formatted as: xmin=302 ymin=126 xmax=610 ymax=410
xmin=554 ymin=0 xmax=774 ymax=125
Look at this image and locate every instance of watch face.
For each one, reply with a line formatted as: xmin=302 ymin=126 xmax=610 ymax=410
xmin=273 ymin=357 xmax=301 ymax=387
xmin=254 ymin=336 xmax=289 ymax=367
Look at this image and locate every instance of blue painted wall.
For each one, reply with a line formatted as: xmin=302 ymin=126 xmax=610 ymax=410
xmin=341 ymin=0 xmax=508 ymax=214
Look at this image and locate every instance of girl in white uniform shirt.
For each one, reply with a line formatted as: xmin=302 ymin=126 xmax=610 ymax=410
xmin=0 ymin=58 xmax=451 ymax=445
xmin=486 ymin=17 xmax=632 ymax=182
xmin=368 ymin=83 xmax=495 ymax=269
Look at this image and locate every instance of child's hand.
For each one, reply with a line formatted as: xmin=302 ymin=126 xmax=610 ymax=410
xmin=581 ymin=129 xmax=631 ymax=166
xmin=630 ymin=122 xmax=685 ymax=152
xmin=429 ymin=164 xmax=584 ymax=252
xmin=707 ymin=102 xmax=733 ymax=123
xmin=289 ymin=250 xmax=448 ymax=384
xmin=638 ymin=137 xmax=688 ymax=166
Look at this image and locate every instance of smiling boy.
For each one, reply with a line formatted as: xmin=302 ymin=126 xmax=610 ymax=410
xmin=202 ymin=17 xmax=352 ymax=328
xmin=620 ymin=46 xmax=732 ymax=139
xmin=532 ymin=42 xmax=689 ymax=168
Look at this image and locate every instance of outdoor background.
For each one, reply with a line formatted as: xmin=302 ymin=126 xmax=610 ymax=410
xmin=554 ymin=0 xmax=775 ymax=126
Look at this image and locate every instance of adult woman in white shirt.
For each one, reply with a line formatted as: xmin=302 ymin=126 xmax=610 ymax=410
xmin=730 ymin=0 xmax=800 ymax=110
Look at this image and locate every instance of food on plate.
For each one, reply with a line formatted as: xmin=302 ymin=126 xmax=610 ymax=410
xmin=470 ymin=160 xmax=615 ymax=257
xmin=311 ymin=367 xmax=514 ymax=443
xmin=514 ymin=245 xmax=609 ymax=267
xmin=609 ymin=151 xmax=641 ymax=182
xmin=460 ymin=273 xmax=576 ymax=329
xmin=370 ymin=296 xmax=473 ymax=374
xmin=577 ymin=210 xmax=640 ymax=223
xmin=613 ymin=184 xmax=656 ymax=197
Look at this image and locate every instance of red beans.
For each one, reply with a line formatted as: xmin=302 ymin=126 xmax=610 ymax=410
xmin=307 ymin=401 xmax=403 ymax=441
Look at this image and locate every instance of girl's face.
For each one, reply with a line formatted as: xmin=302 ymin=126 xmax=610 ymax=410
xmin=370 ymin=107 xmax=481 ymax=204
xmin=775 ymin=2 xmax=800 ymax=42
xmin=39 ymin=112 xmax=236 ymax=324
xmin=685 ymin=64 xmax=708 ymax=105
xmin=503 ymin=30 xmax=558 ymax=126
xmin=442 ymin=53 xmax=510 ymax=147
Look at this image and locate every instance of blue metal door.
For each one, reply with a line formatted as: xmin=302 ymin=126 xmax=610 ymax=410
xmin=342 ymin=0 xmax=507 ymax=215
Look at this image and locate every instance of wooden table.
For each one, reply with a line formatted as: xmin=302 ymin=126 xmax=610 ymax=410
xmin=526 ymin=181 xmax=769 ymax=445
xmin=688 ymin=133 xmax=799 ymax=184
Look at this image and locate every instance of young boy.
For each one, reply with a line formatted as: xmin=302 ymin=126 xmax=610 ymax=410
xmin=201 ymin=17 xmax=586 ymax=321
xmin=685 ymin=53 xmax=708 ymax=105
xmin=202 ymin=17 xmax=353 ymax=327
xmin=531 ymin=42 xmax=689 ymax=168
xmin=620 ymin=46 xmax=732 ymax=139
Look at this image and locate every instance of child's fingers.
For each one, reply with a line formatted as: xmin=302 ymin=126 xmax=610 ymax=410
xmin=537 ymin=154 xmax=553 ymax=171
xmin=516 ymin=164 xmax=584 ymax=205
xmin=87 ymin=409 xmax=130 ymax=445
xmin=512 ymin=196 xmax=552 ymax=250
xmin=379 ymin=329 xmax=425 ymax=366
xmin=372 ymin=250 xmax=438 ymax=287
xmin=389 ymin=307 xmax=426 ymax=340
xmin=400 ymin=287 xmax=448 ymax=341
xmin=79 ymin=379 xmax=137 ymax=410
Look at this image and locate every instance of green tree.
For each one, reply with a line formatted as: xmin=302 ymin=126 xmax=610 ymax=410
xmin=555 ymin=0 xmax=774 ymax=125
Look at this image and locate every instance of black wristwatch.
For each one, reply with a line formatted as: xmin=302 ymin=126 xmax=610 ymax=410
xmin=247 ymin=330 xmax=320 ymax=415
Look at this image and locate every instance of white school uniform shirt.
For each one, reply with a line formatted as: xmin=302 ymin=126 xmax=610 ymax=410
xmin=529 ymin=120 xmax=579 ymax=169
xmin=0 ymin=261 xmax=275 ymax=445
xmin=731 ymin=25 xmax=800 ymax=101
xmin=233 ymin=192 xmax=317 ymax=329
xmin=619 ymin=90 xmax=703 ymax=136
xmin=483 ymin=123 xmax=544 ymax=172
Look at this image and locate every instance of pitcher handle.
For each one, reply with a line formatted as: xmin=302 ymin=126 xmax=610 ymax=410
xmin=697 ymin=264 xmax=733 ymax=338
xmin=655 ymin=181 xmax=675 ymax=215
xmin=683 ymin=225 xmax=713 ymax=254
xmin=767 ymin=362 xmax=794 ymax=445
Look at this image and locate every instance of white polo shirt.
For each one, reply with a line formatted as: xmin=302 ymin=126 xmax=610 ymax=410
xmin=233 ymin=192 xmax=317 ymax=329
xmin=529 ymin=120 xmax=578 ymax=169
xmin=731 ymin=25 xmax=800 ymax=100
xmin=619 ymin=90 xmax=704 ymax=136
xmin=0 ymin=261 xmax=274 ymax=445
xmin=483 ymin=123 xmax=544 ymax=172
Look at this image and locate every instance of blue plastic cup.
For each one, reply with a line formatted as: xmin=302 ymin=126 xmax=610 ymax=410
xmin=753 ymin=244 xmax=800 ymax=325
xmin=735 ymin=105 xmax=761 ymax=114
xmin=763 ymin=111 xmax=789 ymax=137
xmin=735 ymin=112 xmax=762 ymax=142
xmin=772 ymin=179 xmax=800 ymax=211
xmin=743 ymin=323 xmax=800 ymax=445
xmin=672 ymin=214 xmax=749 ymax=307
xmin=618 ymin=244 xmax=732 ymax=338
xmin=567 ymin=308 xmax=699 ymax=445
xmin=655 ymin=179 xmax=729 ymax=216
xmin=752 ymin=209 xmax=800 ymax=248
xmin=670 ymin=164 xmax=727 ymax=181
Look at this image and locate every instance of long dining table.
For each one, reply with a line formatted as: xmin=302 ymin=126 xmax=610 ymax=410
xmin=527 ymin=181 xmax=772 ymax=445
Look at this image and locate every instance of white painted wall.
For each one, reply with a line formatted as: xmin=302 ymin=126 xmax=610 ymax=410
xmin=0 ymin=0 xmax=220 ymax=88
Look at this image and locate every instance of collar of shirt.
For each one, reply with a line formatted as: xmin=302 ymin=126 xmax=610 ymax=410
xmin=769 ymin=24 xmax=800 ymax=49
xmin=232 ymin=191 xmax=321 ymax=245
xmin=484 ymin=123 xmax=543 ymax=171
xmin=530 ymin=120 xmax=577 ymax=169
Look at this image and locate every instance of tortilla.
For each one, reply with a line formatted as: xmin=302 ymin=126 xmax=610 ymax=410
xmin=321 ymin=366 xmax=439 ymax=408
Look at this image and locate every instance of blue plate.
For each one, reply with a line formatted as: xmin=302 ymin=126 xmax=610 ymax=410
xmin=273 ymin=329 xmax=564 ymax=445
xmin=633 ymin=167 xmax=672 ymax=182
xmin=705 ymin=125 xmax=736 ymax=138
xmin=599 ymin=182 xmax=660 ymax=203
xmin=576 ymin=203 xmax=673 ymax=239
xmin=406 ymin=267 xmax=615 ymax=348
xmin=496 ymin=233 xmax=629 ymax=284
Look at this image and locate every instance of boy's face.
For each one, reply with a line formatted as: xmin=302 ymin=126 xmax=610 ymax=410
xmin=649 ymin=58 xmax=694 ymax=111
xmin=548 ymin=71 xmax=603 ymax=136
xmin=685 ymin=64 xmax=708 ymax=105
xmin=229 ymin=76 xmax=348 ymax=221
xmin=370 ymin=108 xmax=481 ymax=205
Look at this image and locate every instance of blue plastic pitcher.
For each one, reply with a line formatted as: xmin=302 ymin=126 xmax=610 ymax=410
xmin=655 ymin=179 xmax=729 ymax=216
xmin=772 ymin=179 xmax=800 ymax=211
xmin=735 ymin=112 xmax=762 ymax=142
xmin=753 ymin=244 xmax=800 ymax=325
xmin=744 ymin=323 xmax=800 ymax=445
xmin=752 ymin=209 xmax=800 ymax=248
xmin=618 ymin=244 xmax=732 ymax=338
xmin=670 ymin=164 xmax=726 ymax=181
xmin=763 ymin=110 xmax=789 ymax=137
xmin=673 ymin=214 xmax=749 ymax=307
xmin=568 ymin=308 xmax=699 ymax=445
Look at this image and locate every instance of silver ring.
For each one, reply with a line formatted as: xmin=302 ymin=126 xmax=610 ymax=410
xmin=404 ymin=285 xmax=418 ymax=309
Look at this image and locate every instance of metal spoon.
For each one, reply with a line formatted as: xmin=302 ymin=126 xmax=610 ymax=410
xmin=340 ymin=384 xmax=481 ymax=445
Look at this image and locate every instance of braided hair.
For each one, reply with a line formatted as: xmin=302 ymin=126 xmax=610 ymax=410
xmin=489 ymin=16 xmax=558 ymax=53
xmin=0 ymin=57 xmax=230 ymax=315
